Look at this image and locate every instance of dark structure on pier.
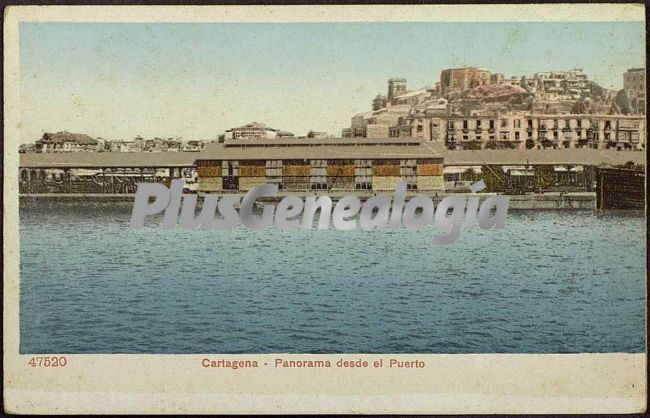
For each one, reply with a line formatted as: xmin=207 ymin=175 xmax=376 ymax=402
xmin=596 ymin=166 xmax=645 ymax=209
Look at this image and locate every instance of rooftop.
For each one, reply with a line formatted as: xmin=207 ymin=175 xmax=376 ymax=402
xmin=199 ymin=137 xmax=441 ymax=160
xmin=18 ymin=139 xmax=646 ymax=167
xmin=20 ymin=151 xmax=197 ymax=168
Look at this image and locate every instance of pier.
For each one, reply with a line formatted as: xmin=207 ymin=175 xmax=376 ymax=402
xmin=19 ymin=141 xmax=644 ymax=211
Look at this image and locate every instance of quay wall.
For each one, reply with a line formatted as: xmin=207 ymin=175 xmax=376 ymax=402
xmin=19 ymin=192 xmax=597 ymax=210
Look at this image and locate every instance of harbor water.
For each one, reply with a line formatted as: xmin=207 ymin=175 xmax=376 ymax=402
xmin=19 ymin=200 xmax=645 ymax=354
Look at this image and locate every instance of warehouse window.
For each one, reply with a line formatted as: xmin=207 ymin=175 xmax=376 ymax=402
xmin=222 ymin=161 xmax=239 ymax=190
xmin=265 ymin=160 xmax=283 ymax=190
xmin=354 ymin=159 xmax=372 ymax=190
xmin=310 ymin=160 xmax=328 ymax=190
xmin=400 ymin=159 xmax=417 ymax=190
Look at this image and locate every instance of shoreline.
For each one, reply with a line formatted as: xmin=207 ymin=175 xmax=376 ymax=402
xmin=19 ymin=191 xmax=600 ymax=210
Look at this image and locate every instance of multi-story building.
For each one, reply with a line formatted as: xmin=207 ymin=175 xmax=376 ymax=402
xmin=390 ymin=87 xmax=434 ymax=106
xmin=440 ymin=67 xmax=492 ymax=95
xmin=444 ymin=113 xmax=645 ymax=150
xmin=491 ymin=73 xmax=504 ymax=85
xmin=624 ymin=68 xmax=646 ymax=114
xmin=107 ymin=139 xmax=137 ymax=152
xmin=345 ymin=105 xmax=412 ymax=138
xmin=35 ymin=131 xmax=102 ymax=153
xmin=221 ymin=122 xmax=294 ymax=141
xmin=181 ymin=140 xmax=206 ymax=152
xmin=389 ymin=110 xmax=447 ymax=142
xmin=531 ymin=69 xmax=591 ymax=100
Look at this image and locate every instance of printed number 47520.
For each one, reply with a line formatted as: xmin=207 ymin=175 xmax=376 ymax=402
xmin=27 ymin=356 xmax=67 ymax=367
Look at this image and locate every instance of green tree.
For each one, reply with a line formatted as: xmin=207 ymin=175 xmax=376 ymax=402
xmin=614 ymin=89 xmax=631 ymax=115
xmin=533 ymin=166 xmax=555 ymax=192
xmin=461 ymin=167 xmax=479 ymax=182
xmin=480 ymin=165 xmax=506 ymax=192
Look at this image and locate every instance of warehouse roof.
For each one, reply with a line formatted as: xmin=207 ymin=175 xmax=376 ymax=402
xmin=19 ymin=151 xmax=198 ymax=168
xmin=18 ymin=138 xmax=646 ymax=167
xmin=198 ymin=138 xmax=442 ymax=160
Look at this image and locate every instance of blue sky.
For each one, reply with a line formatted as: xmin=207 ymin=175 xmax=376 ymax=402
xmin=19 ymin=21 xmax=645 ymax=142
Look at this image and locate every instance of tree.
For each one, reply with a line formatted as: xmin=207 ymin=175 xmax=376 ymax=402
xmin=614 ymin=89 xmax=631 ymax=115
xmin=461 ymin=167 xmax=480 ymax=182
xmin=589 ymin=81 xmax=605 ymax=100
xmin=480 ymin=165 xmax=506 ymax=192
xmin=571 ymin=99 xmax=592 ymax=114
xmin=533 ymin=166 xmax=555 ymax=193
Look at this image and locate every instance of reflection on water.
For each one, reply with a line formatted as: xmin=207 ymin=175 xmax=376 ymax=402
xmin=19 ymin=201 xmax=645 ymax=353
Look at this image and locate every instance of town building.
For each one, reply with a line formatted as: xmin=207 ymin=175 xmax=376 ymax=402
xmin=343 ymin=105 xmax=413 ymax=139
xmin=306 ymin=130 xmax=329 ymax=139
xmin=107 ymin=139 xmax=137 ymax=152
xmin=35 ymin=131 xmax=103 ymax=153
xmin=19 ymin=143 xmax=37 ymax=153
xmin=220 ymin=122 xmax=295 ymax=141
xmin=624 ymin=68 xmax=646 ymax=114
xmin=531 ymin=69 xmax=591 ymax=101
xmin=380 ymin=109 xmax=645 ymax=151
xmin=490 ymin=73 xmax=505 ymax=85
xmin=444 ymin=113 xmax=645 ymax=151
xmin=181 ymin=140 xmax=206 ymax=152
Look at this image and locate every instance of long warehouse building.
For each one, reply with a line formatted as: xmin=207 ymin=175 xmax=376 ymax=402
xmin=195 ymin=138 xmax=445 ymax=193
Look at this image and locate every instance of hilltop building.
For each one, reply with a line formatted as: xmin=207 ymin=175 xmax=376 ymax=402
xmin=387 ymin=78 xmax=407 ymax=101
xmin=531 ymin=69 xmax=591 ymax=101
xmin=440 ymin=67 xmax=492 ymax=95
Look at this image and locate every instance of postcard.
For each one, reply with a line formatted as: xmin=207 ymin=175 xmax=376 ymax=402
xmin=3 ymin=4 xmax=647 ymax=414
